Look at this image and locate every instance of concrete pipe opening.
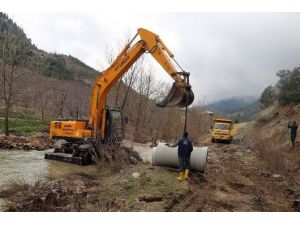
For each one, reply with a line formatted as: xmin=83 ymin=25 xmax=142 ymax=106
xmin=151 ymin=143 xmax=208 ymax=172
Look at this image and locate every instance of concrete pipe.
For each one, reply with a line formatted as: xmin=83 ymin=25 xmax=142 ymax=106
xmin=151 ymin=143 xmax=208 ymax=172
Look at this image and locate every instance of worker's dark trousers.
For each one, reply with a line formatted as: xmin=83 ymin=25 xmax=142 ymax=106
xmin=178 ymin=157 xmax=190 ymax=172
xmin=291 ymin=134 xmax=296 ymax=147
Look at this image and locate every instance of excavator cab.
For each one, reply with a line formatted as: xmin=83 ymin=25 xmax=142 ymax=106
xmin=104 ymin=108 xmax=124 ymax=144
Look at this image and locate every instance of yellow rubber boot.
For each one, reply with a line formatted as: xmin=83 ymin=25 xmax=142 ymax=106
xmin=184 ymin=169 xmax=189 ymax=179
xmin=177 ymin=172 xmax=184 ymax=181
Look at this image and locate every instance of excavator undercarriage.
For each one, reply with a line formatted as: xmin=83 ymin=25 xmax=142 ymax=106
xmin=45 ymin=108 xmax=124 ymax=165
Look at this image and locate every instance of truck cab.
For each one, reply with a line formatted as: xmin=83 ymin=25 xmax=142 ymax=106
xmin=211 ymin=118 xmax=234 ymax=144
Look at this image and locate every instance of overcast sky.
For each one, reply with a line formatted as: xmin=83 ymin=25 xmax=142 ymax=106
xmin=8 ymin=12 xmax=300 ymax=103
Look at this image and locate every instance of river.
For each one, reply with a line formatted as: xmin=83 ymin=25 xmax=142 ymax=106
xmin=0 ymin=149 xmax=53 ymax=190
xmin=0 ymin=144 xmax=153 ymax=191
xmin=0 ymin=148 xmax=102 ymax=210
xmin=0 ymin=143 xmax=153 ymax=210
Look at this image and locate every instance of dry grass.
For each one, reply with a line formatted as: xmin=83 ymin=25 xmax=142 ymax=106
xmin=254 ymin=132 xmax=288 ymax=174
xmin=2 ymin=178 xmax=88 ymax=212
xmin=0 ymin=178 xmax=41 ymax=199
xmin=255 ymin=115 xmax=273 ymax=125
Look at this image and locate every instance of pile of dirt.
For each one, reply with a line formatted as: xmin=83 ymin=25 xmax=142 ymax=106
xmin=98 ymin=145 xmax=143 ymax=172
xmin=0 ymin=133 xmax=53 ymax=150
xmin=101 ymin=145 xmax=142 ymax=163
xmin=3 ymin=179 xmax=88 ymax=212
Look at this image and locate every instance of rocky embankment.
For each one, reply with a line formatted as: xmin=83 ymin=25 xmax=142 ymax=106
xmin=0 ymin=133 xmax=53 ymax=150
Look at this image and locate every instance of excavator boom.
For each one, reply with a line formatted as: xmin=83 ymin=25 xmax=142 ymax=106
xmin=88 ymin=28 xmax=194 ymax=137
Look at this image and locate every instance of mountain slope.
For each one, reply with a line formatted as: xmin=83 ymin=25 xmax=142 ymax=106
xmin=0 ymin=12 xmax=98 ymax=84
xmin=205 ymin=96 xmax=258 ymax=113
xmin=223 ymin=100 xmax=261 ymax=122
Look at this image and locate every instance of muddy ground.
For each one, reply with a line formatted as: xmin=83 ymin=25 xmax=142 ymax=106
xmin=1 ymin=138 xmax=299 ymax=211
xmin=170 ymin=142 xmax=299 ymax=211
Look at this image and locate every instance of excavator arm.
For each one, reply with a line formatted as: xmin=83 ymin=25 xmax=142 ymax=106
xmin=89 ymin=28 xmax=194 ymax=138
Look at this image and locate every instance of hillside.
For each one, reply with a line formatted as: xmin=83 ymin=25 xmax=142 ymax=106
xmin=204 ymin=96 xmax=260 ymax=122
xmin=239 ymin=103 xmax=300 ymax=184
xmin=205 ymin=96 xmax=258 ymax=113
xmin=0 ymin=12 xmax=100 ymax=131
xmin=223 ymin=100 xmax=261 ymax=122
xmin=0 ymin=12 xmax=99 ymax=84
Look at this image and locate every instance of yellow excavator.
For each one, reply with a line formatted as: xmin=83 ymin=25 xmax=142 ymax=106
xmin=45 ymin=28 xmax=194 ymax=165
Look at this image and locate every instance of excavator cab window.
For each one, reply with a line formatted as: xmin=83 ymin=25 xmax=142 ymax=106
xmin=105 ymin=109 xmax=124 ymax=143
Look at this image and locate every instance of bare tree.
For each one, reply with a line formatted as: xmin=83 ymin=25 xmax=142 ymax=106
xmin=131 ymin=68 xmax=171 ymax=142
xmin=119 ymin=58 xmax=144 ymax=110
xmin=58 ymin=92 xmax=67 ymax=118
xmin=104 ymin=36 xmax=144 ymax=109
xmin=0 ymin=30 xmax=31 ymax=135
xmin=37 ymin=84 xmax=51 ymax=121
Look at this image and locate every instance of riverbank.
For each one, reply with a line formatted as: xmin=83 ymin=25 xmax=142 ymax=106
xmin=0 ymin=133 xmax=53 ymax=150
xmin=1 ymin=161 xmax=190 ymax=212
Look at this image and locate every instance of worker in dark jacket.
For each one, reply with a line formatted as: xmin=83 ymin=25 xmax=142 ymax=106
xmin=166 ymin=132 xmax=193 ymax=180
xmin=288 ymin=121 xmax=298 ymax=148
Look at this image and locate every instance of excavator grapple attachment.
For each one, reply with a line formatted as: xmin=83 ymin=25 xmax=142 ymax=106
xmin=156 ymin=82 xmax=194 ymax=108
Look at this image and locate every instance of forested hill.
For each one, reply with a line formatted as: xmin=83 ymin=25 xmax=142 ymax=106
xmin=204 ymin=96 xmax=260 ymax=122
xmin=0 ymin=12 xmax=99 ymax=84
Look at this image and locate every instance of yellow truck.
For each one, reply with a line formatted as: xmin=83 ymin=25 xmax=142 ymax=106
xmin=211 ymin=118 xmax=234 ymax=144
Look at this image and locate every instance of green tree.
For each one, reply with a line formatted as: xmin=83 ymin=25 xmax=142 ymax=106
xmin=260 ymin=85 xmax=276 ymax=107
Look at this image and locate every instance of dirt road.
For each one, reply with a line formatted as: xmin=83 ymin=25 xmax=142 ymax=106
xmin=169 ymin=142 xmax=297 ymax=211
